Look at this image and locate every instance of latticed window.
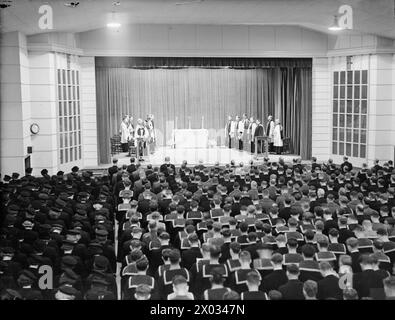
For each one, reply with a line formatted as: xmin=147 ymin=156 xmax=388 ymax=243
xmin=57 ymin=69 xmax=82 ymax=164
xmin=332 ymin=70 xmax=368 ymax=158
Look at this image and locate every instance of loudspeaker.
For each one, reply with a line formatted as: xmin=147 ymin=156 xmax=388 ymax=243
xmin=27 ymin=146 xmax=33 ymax=154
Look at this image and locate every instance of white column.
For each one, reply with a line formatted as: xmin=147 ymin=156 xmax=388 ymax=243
xmin=368 ymin=53 xmax=395 ymax=165
xmin=29 ymin=52 xmax=58 ymax=175
xmin=311 ymin=57 xmax=331 ymax=162
xmin=80 ymin=56 xmax=98 ymax=168
xmin=0 ymin=32 xmax=32 ymax=175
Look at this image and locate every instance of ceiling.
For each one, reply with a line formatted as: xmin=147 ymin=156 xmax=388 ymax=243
xmin=1 ymin=0 xmax=395 ymax=39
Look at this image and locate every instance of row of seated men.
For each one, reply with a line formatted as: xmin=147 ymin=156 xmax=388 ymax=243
xmin=1 ymin=154 xmax=395 ymax=299
xmin=113 ymin=156 xmax=395 ymax=299
xmin=0 ymin=167 xmax=118 ymax=300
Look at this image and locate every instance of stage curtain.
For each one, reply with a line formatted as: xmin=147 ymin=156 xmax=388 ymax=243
xmin=96 ymin=67 xmax=311 ymax=164
xmin=278 ymin=68 xmax=312 ymax=160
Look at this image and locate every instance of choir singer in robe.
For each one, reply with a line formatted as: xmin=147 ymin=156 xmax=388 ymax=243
xmin=135 ymin=119 xmax=149 ymax=161
xmin=273 ymin=119 xmax=283 ymax=155
xmin=120 ymin=116 xmax=130 ymax=152
xmin=225 ymin=116 xmax=233 ymax=149
xmin=266 ymin=115 xmax=275 ymax=153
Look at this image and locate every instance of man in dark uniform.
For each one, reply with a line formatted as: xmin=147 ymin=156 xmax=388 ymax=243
xmin=192 ymin=245 xmax=227 ymax=299
xmin=181 ymin=234 xmax=202 ymax=270
xmin=262 ymin=253 xmax=288 ymax=293
xmin=341 ymin=156 xmax=353 ymax=173
xmin=167 ymin=275 xmax=194 ymax=300
xmin=86 ymin=255 xmax=117 ymax=298
xmin=227 ymin=251 xmax=261 ymax=294
xmin=278 ymin=264 xmax=304 ymax=300
xmin=157 ymin=249 xmax=191 ymax=299
xmin=317 ymin=261 xmax=342 ymax=300
xmin=148 ymin=232 xmax=172 ymax=273
xmin=240 ymin=271 xmax=268 ymax=300
xmin=346 ymin=237 xmax=362 ymax=273
xmin=299 ymin=244 xmax=322 ymax=282
xmin=16 ymin=270 xmax=43 ymax=300
xmin=84 ymin=278 xmax=116 ymax=300
xmin=123 ymin=256 xmax=158 ymax=300
xmin=384 ymin=276 xmax=395 ymax=299
xmin=253 ymin=119 xmax=264 ymax=154
xmin=203 ymin=268 xmax=232 ymax=300
xmin=160 ymin=157 xmax=176 ymax=177
xmin=353 ymin=254 xmax=386 ymax=299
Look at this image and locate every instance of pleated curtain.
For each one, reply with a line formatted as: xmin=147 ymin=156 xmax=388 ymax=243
xmin=95 ymin=66 xmax=312 ymax=164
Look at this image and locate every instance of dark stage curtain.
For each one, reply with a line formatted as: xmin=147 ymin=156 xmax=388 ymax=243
xmin=95 ymin=60 xmax=312 ymax=164
xmin=279 ymin=68 xmax=313 ymax=160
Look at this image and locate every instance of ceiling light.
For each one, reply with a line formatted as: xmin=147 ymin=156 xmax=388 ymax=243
xmin=107 ymin=22 xmax=121 ymax=28
xmin=328 ymin=15 xmax=342 ymax=31
xmin=107 ymin=10 xmax=121 ymax=29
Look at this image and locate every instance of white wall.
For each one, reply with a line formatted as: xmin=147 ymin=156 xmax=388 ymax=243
xmin=312 ymin=33 xmax=395 ymax=167
xmin=80 ymin=56 xmax=98 ymax=168
xmin=77 ymin=24 xmax=328 ymax=57
xmin=29 ymin=52 xmax=58 ymax=175
xmin=311 ymin=57 xmax=331 ymax=161
xmin=324 ymin=53 xmax=395 ymax=167
xmin=328 ymin=34 xmax=377 ymax=52
xmin=0 ymin=32 xmax=31 ymax=175
xmin=368 ymin=54 xmax=395 ymax=165
xmin=328 ymin=55 xmax=370 ymax=167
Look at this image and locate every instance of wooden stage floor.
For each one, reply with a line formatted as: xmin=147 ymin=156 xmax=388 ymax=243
xmin=93 ymin=146 xmax=300 ymax=169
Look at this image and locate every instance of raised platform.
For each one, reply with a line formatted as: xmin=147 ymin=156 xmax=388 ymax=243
xmin=90 ymin=146 xmax=300 ymax=169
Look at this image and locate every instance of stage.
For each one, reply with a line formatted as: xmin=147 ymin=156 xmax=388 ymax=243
xmin=88 ymin=146 xmax=300 ymax=169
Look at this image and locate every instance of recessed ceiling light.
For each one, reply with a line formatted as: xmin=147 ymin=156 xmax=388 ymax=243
xmin=328 ymin=15 xmax=343 ymax=31
xmin=107 ymin=22 xmax=121 ymax=28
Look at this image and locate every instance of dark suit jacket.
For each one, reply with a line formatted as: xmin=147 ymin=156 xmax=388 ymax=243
xmin=181 ymin=247 xmax=202 ymax=270
xmin=219 ymin=242 xmax=231 ymax=264
xmin=108 ymin=165 xmax=118 ymax=180
xmin=323 ymin=219 xmax=339 ymax=236
xmin=353 ymin=269 xmax=386 ymax=299
xmin=127 ymin=164 xmax=137 ymax=173
xmin=254 ymin=124 xmax=264 ymax=138
xmin=317 ymin=274 xmax=343 ymax=300
xmin=350 ymin=251 xmax=362 ymax=273
xmin=338 ymin=228 xmax=355 ymax=244
xmin=263 ymin=270 xmax=288 ymax=292
xmin=160 ymin=163 xmax=176 ymax=176
xmin=278 ymin=279 xmax=305 ymax=300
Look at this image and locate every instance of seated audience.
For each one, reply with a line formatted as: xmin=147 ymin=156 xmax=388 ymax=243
xmin=1 ymin=156 xmax=394 ymax=300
